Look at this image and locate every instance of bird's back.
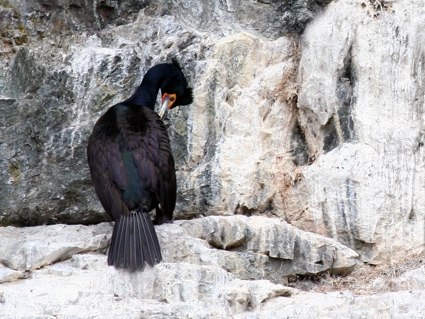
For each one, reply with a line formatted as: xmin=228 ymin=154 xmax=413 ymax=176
xmin=87 ymin=103 xmax=176 ymax=221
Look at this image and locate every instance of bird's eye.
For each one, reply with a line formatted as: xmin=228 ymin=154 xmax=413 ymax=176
xmin=170 ymin=95 xmax=176 ymax=103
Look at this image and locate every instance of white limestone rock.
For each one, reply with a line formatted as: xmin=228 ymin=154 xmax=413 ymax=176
xmin=0 ymin=264 xmax=23 ymax=284
xmin=183 ymin=32 xmax=299 ymax=219
xmin=0 ymin=223 xmax=111 ymax=270
xmin=181 ymin=215 xmax=359 ymax=279
xmin=249 ymin=289 xmax=425 ymax=319
xmin=0 ymin=254 xmax=294 ymax=318
xmin=292 ymin=0 xmax=425 ymax=264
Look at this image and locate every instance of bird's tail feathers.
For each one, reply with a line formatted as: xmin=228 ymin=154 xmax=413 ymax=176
xmin=108 ymin=211 xmax=162 ymax=271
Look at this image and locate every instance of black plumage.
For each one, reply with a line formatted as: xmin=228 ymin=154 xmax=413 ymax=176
xmin=87 ymin=60 xmax=193 ymax=271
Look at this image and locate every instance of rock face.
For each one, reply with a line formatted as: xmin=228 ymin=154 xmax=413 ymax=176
xmin=294 ymin=0 xmax=425 ymax=264
xmin=1 ymin=0 xmax=425 ymax=317
xmin=0 ymin=0 xmax=306 ymax=226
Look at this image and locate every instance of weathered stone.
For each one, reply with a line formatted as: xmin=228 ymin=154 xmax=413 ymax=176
xmin=252 ymin=289 xmax=425 ymax=319
xmin=292 ymin=0 xmax=425 ymax=264
xmin=0 ymin=223 xmax=110 ymax=270
xmin=182 ymin=32 xmax=299 ymax=218
xmin=0 ymin=225 xmax=296 ymax=318
xmin=0 ymin=264 xmax=23 ymax=284
xmin=180 ymin=215 xmax=252 ymax=249
xmin=181 ymin=215 xmax=359 ymax=279
xmin=0 ymin=218 xmax=355 ymax=286
xmin=0 ymin=230 xmax=424 ymax=318
xmin=0 ymin=0 xmax=304 ymax=226
xmin=1 ymin=0 xmax=425 ymax=317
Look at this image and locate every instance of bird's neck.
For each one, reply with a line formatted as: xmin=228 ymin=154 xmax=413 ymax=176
xmin=125 ymin=64 xmax=170 ymax=110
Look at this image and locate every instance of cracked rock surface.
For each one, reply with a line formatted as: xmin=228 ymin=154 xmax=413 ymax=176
xmin=1 ymin=218 xmax=424 ymax=318
xmin=1 ymin=0 xmax=425 ymax=317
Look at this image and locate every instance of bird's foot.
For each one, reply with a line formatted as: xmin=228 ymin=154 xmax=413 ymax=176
xmin=153 ymin=216 xmax=174 ymax=225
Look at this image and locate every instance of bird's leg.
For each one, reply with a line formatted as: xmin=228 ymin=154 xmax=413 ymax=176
xmin=153 ymin=207 xmax=164 ymax=225
xmin=153 ymin=207 xmax=173 ymax=225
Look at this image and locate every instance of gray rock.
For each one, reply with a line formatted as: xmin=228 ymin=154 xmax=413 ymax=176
xmin=0 ymin=223 xmax=110 ymax=270
xmin=0 ymin=217 xmax=355 ymax=283
xmin=0 ymin=223 xmax=296 ymax=318
xmin=252 ymin=290 xmax=425 ymax=319
xmin=294 ymin=0 xmax=425 ymax=264
xmin=1 ymin=0 xmax=425 ymax=317
xmin=0 ymin=259 xmax=295 ymax=318
xmin=0 ymin=264 xmax=23 ymax=284
xmin=181 ymin=215 xmax=359 ymax=279
xmin=0 ymin=222 xmax=422 ymax=318
xmin=179 ymin=215 xmax=253 ymax=249
xmin=0 ymin=0 xmax=328 ymax=228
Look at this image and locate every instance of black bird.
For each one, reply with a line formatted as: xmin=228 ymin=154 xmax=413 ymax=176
xmin=87 ymin=60 xmax=193 ymax=271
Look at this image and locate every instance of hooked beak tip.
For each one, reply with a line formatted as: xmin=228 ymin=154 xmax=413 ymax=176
xmin=159 ymin=95 xmax=170 ymax=119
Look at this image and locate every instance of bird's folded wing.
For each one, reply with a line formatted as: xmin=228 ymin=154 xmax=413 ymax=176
xmin=130 ymin=116 xmax=177 ymax=218
xmin=87 ymin=132 xmax=129 ymax=220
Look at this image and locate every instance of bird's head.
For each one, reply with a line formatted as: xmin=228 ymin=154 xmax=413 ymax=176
xmin=158 ymin=59 xmax=193 ymax=119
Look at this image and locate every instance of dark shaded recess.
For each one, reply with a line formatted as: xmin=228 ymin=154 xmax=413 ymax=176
xmin=262 ymin=198 xmax=274 ymax=214
xmin=244 ymin=198 xmax=274 ymax=216
xmin=292 ymin=236 xmax=310 ymax=263
xmin=38 ymin=0 xmax=59 ymax=11
xmin=274 ymin=0 xmax=332 ymax=35
xmin=322 ymin=48 xmax=356 ymax=154
xmin=234 ymin=204 xmax=257 ymax=217
xmin=354 ymin=240 xmax=375 ymax=262
xmin=408 ymin=208 xmax=415 ymax=221
xmin=322 ymin=116 xmax=339 ymax=153
xmin=233 ymin=197 xmax=274 ymax=218
xmin=1 ymin=208 xmax=107 ymax=227
xmin=97 ymin=1 xmax=118 ymax=28
xmin=100 ymin=0 xmax=151 ymax=26
xmin=0 ymin=207 xmax=45 ymax=227
xmin=336 ymin=48 xmax=356 ymax=142
xmin=27 ymin=0 xmax=148 ymax=35
xmin=415 ymin=133 xmax=424 ymax=152
xmin=290 ymin=120 xmax=309 ymax=166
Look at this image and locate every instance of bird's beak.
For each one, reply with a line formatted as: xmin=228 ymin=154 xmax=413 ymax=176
xmin=159 ymin=93 xmax=177 ymax=119
xmin=159 ymin=95 xmax=169 ymax=119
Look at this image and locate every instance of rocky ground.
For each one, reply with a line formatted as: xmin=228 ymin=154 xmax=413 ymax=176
xmin=1 ymin=218 xmax=425 ymax=318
